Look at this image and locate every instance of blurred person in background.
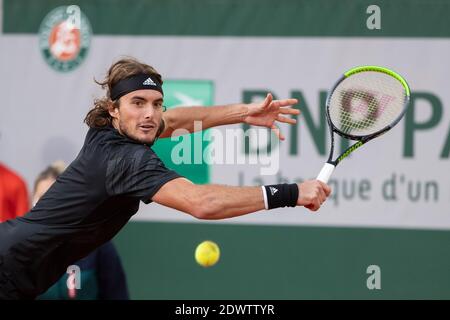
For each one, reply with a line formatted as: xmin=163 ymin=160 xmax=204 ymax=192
xmin=0 ymin=162 xmax=29 ymax=222
xmin=33 ymin=161 xmax=129 ymax=300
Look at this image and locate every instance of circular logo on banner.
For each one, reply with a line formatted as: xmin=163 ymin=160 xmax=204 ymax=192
xmin=39 ymin=6 xmax=92 ymax=72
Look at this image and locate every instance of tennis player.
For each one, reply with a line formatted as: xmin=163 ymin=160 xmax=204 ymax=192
xmin=0 ymin=58 xmax=331 ymax=299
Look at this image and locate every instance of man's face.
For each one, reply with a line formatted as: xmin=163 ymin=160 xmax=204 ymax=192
xmin=110 ymin=89 xmax=164 ymax=145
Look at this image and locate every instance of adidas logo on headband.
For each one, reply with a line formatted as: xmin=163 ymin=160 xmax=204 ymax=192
xmin=143 ymin=77 xmax=156 ymax=86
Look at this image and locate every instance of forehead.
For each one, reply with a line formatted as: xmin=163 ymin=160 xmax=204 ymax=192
xmin=122 ymin=89 xmax=163 ymax=101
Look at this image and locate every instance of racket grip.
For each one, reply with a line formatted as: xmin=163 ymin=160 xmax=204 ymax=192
xmin=316 ymin=163 xmax=335 ymax=183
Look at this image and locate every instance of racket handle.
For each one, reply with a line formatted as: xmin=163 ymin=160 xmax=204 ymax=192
xmin=316 ymin=163 xmax=335 ymax=183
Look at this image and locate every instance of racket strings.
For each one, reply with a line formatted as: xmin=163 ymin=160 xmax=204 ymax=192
xmin=328 ymin=71 xmax=406 ymax=136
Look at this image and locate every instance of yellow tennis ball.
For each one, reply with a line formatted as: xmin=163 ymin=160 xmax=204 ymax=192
xmin=195 ymin=240 xmax=220 ymax=267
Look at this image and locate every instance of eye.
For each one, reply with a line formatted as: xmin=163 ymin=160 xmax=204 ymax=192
xmin=134 ymin=100 xmax=144 ymax=107
xmin=154 ymin=101 xmax=163 ymax=109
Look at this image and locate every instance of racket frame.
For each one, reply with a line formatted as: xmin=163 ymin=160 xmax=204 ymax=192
xmin=317 ymin=66 xmax=410 ymax=183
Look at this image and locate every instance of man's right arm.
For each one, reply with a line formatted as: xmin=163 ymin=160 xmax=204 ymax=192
xmin=151 ymin=178 xmax=331 ymax=220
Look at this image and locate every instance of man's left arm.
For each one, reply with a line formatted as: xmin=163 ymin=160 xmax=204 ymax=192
xmin=159 ymin=93 xmax=299 ymax=140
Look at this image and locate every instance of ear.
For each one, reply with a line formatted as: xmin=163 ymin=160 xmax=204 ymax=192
xmin=156 ymin=117 xmax=166 ymax=137
xmin=108 ymin=101 xmax=119 ymax=119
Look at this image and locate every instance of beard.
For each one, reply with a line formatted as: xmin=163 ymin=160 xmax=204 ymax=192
xmin=118 ymin=118 xmax=164 ymax=146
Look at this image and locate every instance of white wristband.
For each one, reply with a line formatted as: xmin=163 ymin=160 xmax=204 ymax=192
xmin=261 ymin=186 xmax=269 ymax=210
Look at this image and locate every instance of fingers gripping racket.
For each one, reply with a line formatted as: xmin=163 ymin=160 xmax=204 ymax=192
xmin=317 ymin=66 xmax=410 ymax=183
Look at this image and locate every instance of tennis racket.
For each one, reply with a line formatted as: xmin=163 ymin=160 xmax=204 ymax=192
xmin=317 ymin=66 xmax=410 ymax=183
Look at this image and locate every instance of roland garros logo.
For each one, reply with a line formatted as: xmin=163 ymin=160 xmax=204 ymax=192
xmin=39 ymin=5 xmax=92 ymax=72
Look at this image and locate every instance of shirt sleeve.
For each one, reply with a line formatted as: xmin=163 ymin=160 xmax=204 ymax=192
xmin=105 ymin=146 xmax=182 ymax=204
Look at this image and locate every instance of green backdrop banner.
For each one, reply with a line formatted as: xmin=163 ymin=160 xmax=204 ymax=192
xmin=4 ymin=0 xmax=450 ymax=37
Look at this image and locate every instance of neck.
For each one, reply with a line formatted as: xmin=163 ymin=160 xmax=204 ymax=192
xmin=112 ymin=120 xmax=122 ymax=134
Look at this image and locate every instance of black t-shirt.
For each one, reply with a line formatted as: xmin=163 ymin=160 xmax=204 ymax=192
xmin=0 ymin=126 xmax=181 ymax=298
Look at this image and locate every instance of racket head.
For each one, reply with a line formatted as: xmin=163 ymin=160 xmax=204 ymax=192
xmin=326 ymin=66 xmax=410 ymax=141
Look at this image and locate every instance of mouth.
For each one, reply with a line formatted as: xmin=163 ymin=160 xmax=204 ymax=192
xmin=138 ymin=123 xmax=156 ymax=132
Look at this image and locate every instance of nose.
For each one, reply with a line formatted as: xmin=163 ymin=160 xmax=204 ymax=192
xmin=143 ymin=105 xmax=155 ymax=119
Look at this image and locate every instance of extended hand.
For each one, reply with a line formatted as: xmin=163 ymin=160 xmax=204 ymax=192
xmin=243 ymin=93 xmax=300 ymax=140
